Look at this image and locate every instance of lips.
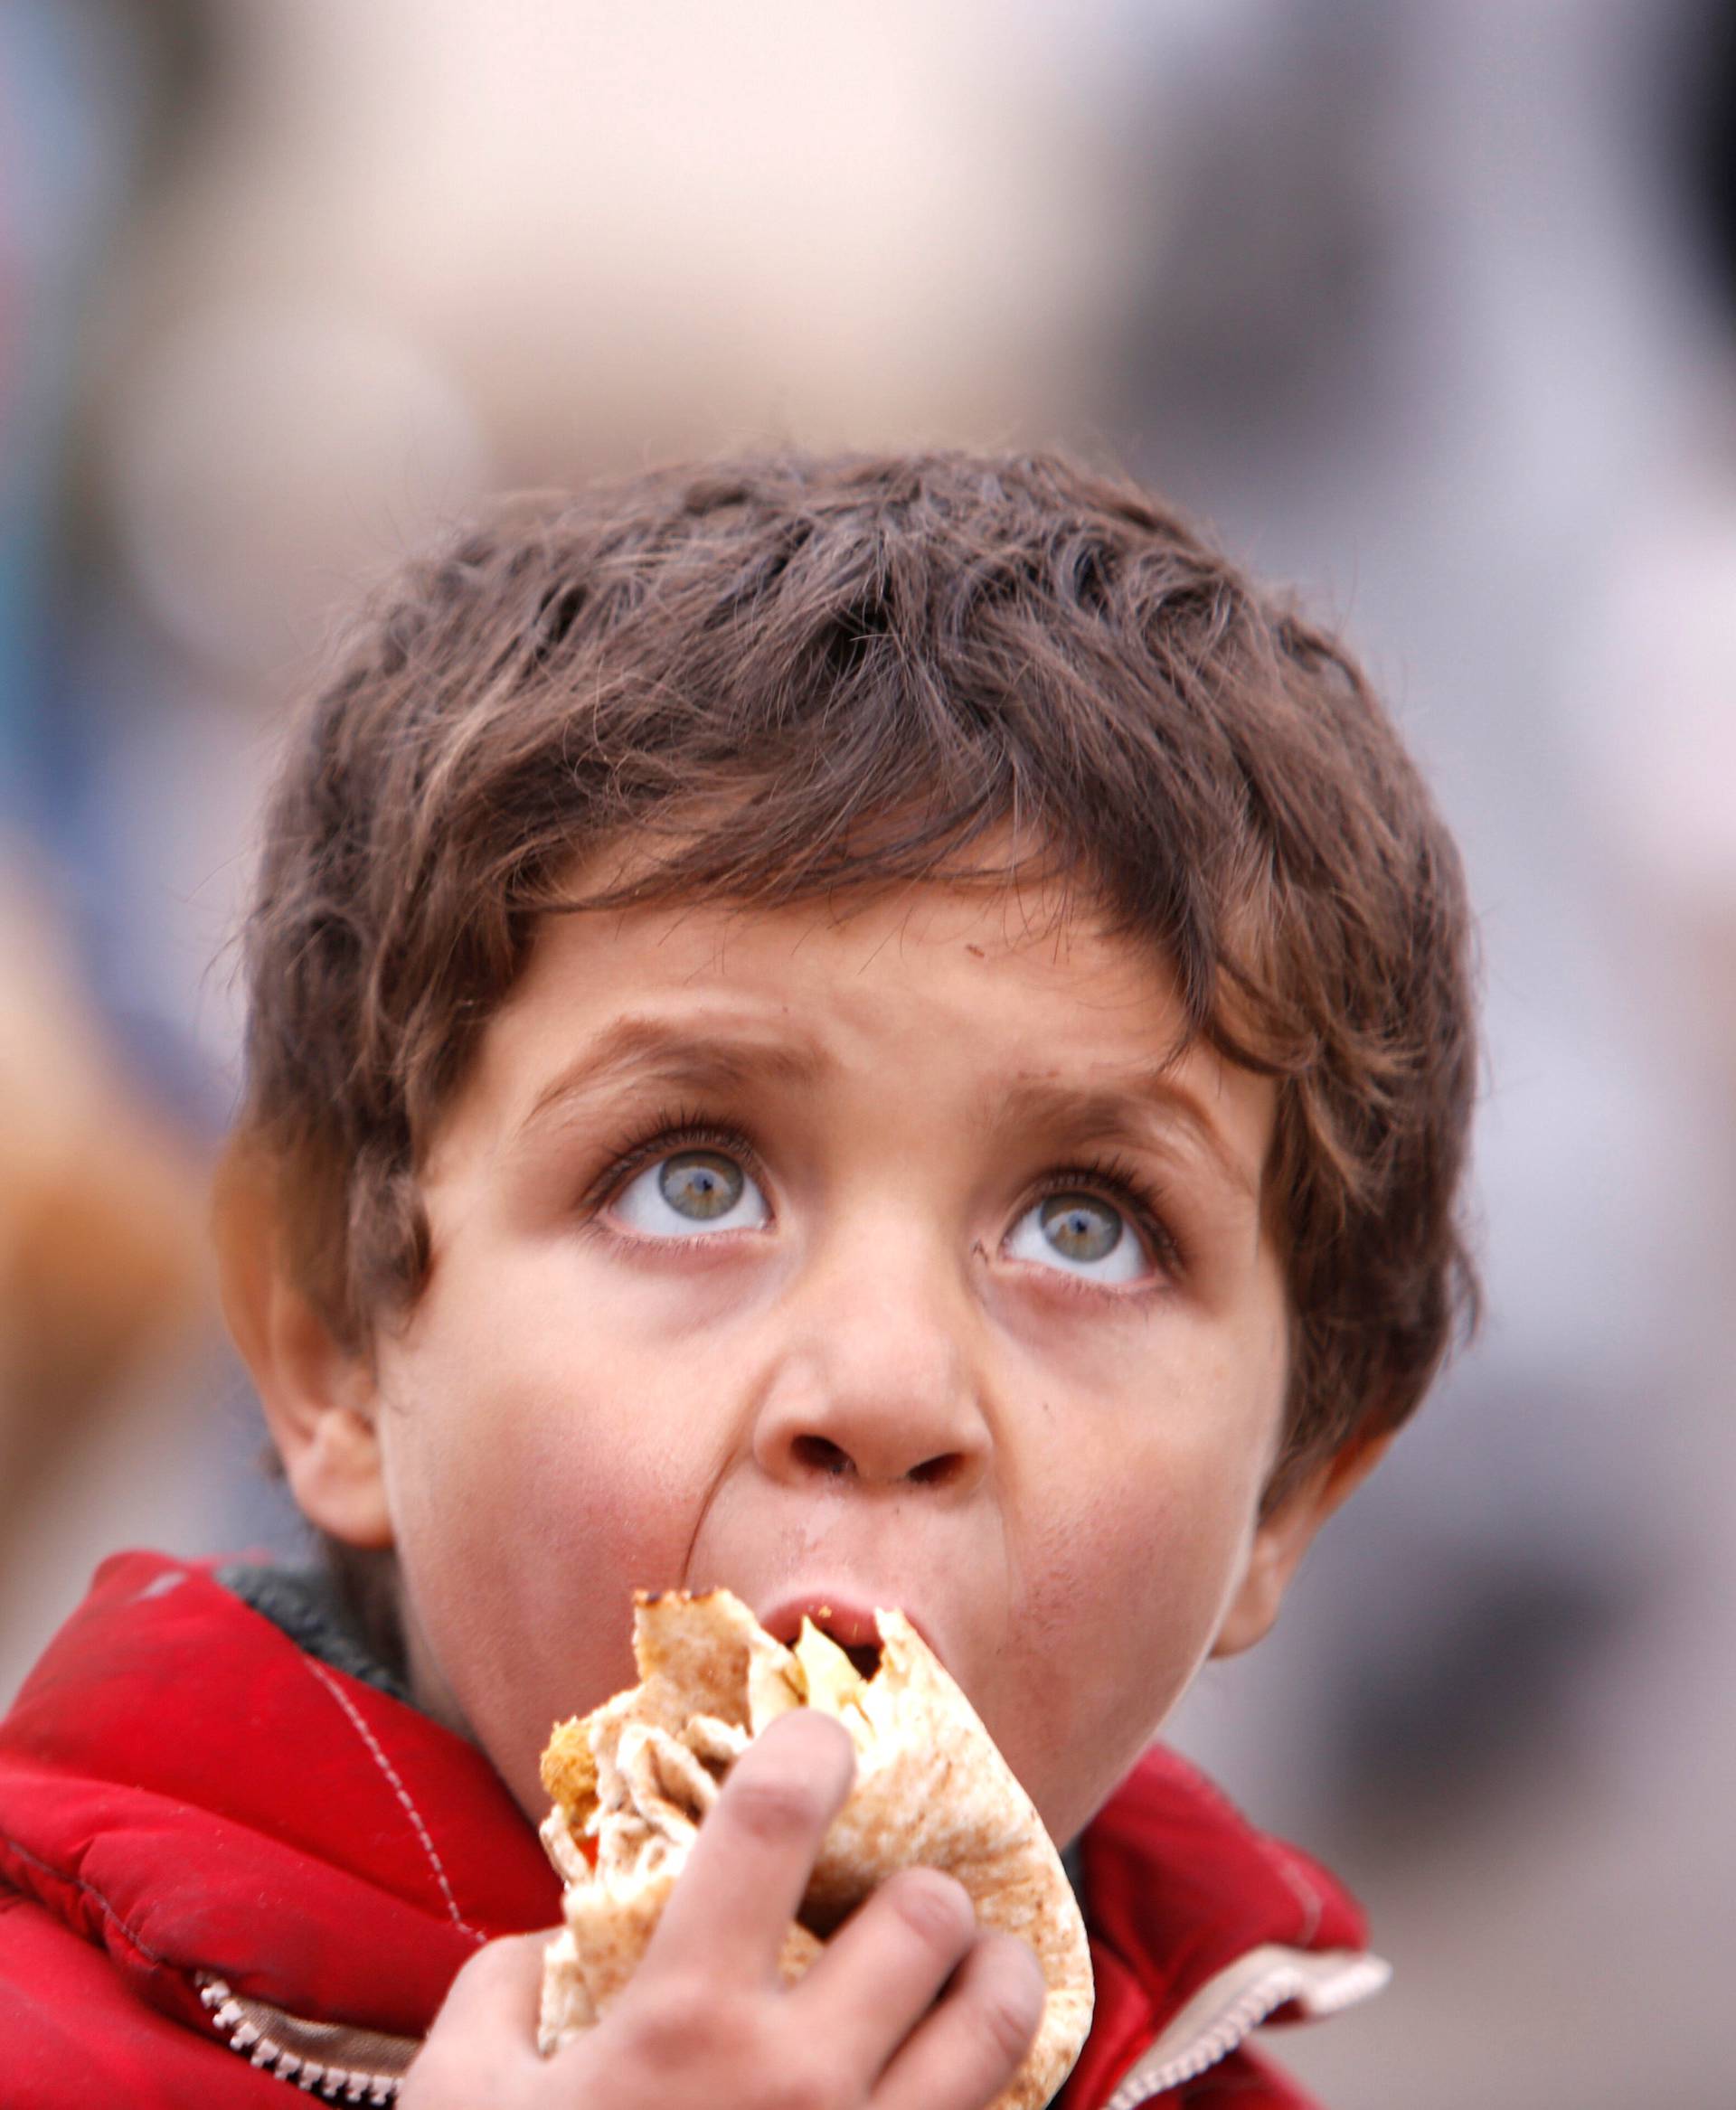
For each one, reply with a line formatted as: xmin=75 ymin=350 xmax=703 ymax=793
xmin=760 ymin=1595 xmax=881 ymax=1648
xmin=755 ymin=1592 xmax=931 ymax=1681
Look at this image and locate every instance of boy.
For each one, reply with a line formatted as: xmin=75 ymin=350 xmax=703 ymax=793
xmin=0 ymin=451 xmax=1477 ymax=2108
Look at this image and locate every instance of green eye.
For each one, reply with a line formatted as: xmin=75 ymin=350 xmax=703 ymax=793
xmin=1038 ymin=1193 xmax=1123 ymax=1263
xmin=614 ymin=1141 xmax=768 ymax=1239
xmin=656 ymin=1151 xmax=745 ymax=1220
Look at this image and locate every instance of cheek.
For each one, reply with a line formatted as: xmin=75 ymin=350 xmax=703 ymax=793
xmin=378 ymin=1300 xmax=717 ymax=1706
xmin=1014 ymin=1330 xmax=1280 ymax=1684
xmin=1005 ymin=1464 xmax=1259 ymax=1810
xmin=394 ymin=1254 xmax=696 ymax=1523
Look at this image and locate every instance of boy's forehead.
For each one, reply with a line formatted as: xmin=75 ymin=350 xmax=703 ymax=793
xmin=512 ymin=866 xmax=1183 ymax=1042
xmin=429 ymin=876 xmax=1271 ymax=1200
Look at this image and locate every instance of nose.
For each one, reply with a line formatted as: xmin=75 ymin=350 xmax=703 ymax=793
xmin=750 ymin=1221 xmax=993 ymax=1494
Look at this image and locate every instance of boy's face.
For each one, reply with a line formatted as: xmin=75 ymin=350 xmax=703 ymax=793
xmin=339 ymin=874 xmax=1309 ymax=1845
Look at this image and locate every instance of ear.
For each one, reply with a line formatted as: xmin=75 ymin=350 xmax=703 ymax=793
xmin=1211 ymin=1431 xmax=1393 ymax=1658
xmin=213 ymin=1148 xmax=394 ymax=1550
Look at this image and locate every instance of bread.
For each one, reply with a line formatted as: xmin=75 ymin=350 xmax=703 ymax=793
xmin=537 ymin=1588 xmax=1093 ymax=2110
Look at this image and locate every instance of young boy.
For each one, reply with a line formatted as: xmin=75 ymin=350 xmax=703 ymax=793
xmin=0 ymin=451 xmax=1477 ymax=2109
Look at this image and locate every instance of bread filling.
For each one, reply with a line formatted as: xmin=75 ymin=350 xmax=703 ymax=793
xmin=788 ymin=1618 xmax=882 ymax=1713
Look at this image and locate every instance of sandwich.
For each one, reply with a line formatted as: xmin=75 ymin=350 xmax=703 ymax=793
xmin=537 ymin=1587 xmax=1093 ymax=2110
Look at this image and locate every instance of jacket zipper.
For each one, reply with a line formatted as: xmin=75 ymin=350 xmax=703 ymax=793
xmin=198 ymin=1976 xmax=411 ymax=2103
xmin=1099 ymin=1944 xmax=1391 ymax=2107
xmin=198 ymin=1942 xmax=1388 ymax=2107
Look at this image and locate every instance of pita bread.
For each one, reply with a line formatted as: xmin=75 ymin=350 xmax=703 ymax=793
xmin=538 ymin=1588 xmax=1093 ymax=2110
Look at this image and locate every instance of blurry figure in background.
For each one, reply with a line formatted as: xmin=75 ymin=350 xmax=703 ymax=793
xmin=0 ymin=0 xmax=240 ymax=1132
xmin=1578 ymin=0 xmax=1736 ymax=1089
xmin=1106 ymin=0 xmax=1712 ymax=1832
xmin=0 ymin=0 xmax=256 ymax=1685
xmin=0 ymin=858 xmax=211 ymax=1589
xmin=0 ymin=0 xmax=210 ymax=818
xmin=1097 ymin=6 xmax=1736 ymax=2106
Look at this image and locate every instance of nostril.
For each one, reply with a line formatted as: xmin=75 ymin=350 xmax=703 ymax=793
xmin=792 ymin=1436 xmax=853 ymax=1477
xmin=907 ymin=1454 xmax=961 ymax=1487
xmin=785 ymin=1438 xmax=967 ymax=1486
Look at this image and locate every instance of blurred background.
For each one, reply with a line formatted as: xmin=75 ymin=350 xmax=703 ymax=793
xmin=1 ymin=2 xmax=1731 ymax=2103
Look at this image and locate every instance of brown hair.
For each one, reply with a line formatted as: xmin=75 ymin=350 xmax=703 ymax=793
xmin=232 ymin=449 xmax=1478 ymax=1510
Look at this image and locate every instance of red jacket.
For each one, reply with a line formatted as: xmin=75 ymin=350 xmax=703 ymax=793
xmin=0 ymin=1551 xmax=1384 ymax=2107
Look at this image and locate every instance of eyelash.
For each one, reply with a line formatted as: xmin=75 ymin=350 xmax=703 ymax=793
xmin=577 ymin=1105 xmax=765 ymax=1227
xmin=579 ymin=1107 xmax=1184 ymax=1279
xmin=1025 ymin=1154 xmax=1184 ymax=1281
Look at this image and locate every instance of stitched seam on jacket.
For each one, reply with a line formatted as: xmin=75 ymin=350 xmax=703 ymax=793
xmin=301 ymin=1656 xmax=484 ymax=1942
xmin=0 ymin=1831 xmax=174 ymax=1966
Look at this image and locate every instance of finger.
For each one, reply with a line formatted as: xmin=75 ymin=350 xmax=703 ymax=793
xmin=644 ymin=1708 xmax=854 ymax=1987
xmin=871 ymin=1931 xmax=1046 ymax=2110
xmin=429 ymin=1931 xmax=550 ymax=2046
xmin=403 ymin=1934 xmax=550 ymax=2100
xmin=792 ymin=1867 xmax=977 ymax=2077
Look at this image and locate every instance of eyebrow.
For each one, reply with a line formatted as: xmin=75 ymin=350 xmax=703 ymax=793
xmin=514 ymin=1014 xmax=830 ymax=1141
xmin=992 ymin=1071 xmax=1260 ymax=1200
xmin=514 ymin=1014 xmax=1256 ymax=1197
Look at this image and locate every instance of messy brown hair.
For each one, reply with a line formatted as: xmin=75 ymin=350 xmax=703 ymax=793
xmin=231 ymin=449 xmax=1478 ymax=1519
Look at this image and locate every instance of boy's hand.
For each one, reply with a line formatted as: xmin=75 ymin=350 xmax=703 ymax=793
xmin=399 ymin=1710 xmax=1046 ymax=2110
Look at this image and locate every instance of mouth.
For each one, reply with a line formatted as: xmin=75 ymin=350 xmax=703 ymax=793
xmin=757 ymin=1595 xmax=890 ymax=1681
